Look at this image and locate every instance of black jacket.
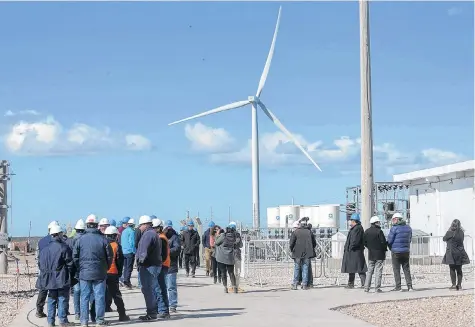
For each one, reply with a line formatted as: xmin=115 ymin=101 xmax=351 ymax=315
xmin=136 ymin=227 xmax=162 ymax=268
xmin=166 ymin=228 xmax=181 ymax=274
xmin=341 ymin=223 xmax=368 ymax=274
xmin=73 ymin=228 xmax=112 ymax=281
xmin=442 ymin=229 xmax=470 ymax=266
xmin=289 ymin=227 xmax=316 ymax=259
xmin=180 ymin=229 xmax=200 ymax=255
xmin=363 ymin=225 xmax=388 ymax=261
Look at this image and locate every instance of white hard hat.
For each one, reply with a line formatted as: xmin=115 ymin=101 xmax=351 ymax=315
xmin=48 ymin=221 xmax=59 ymax=230
xmin=75 ymin=219 xmax=85 ymax=230
xmin=292 ymin=221 xmax=300 ymax=228
xmin=370 ymin=216 xmax=380 ymax=224
xmin=104 ymin=226 xmax=118 ymax=235
xmin=99 ymin=218 xmax=110 ymax=226
xmin=392 ymin=213 xmax=403 ymax=219
xmin=86 ymin=214 xmax=98 ymax=224
xmin=152 ymin=218 xmax=163 ymax=228
xmin=49 ymin=225 xmax=62 ymax=235
xmin=139 ymin=215 xmax=152 ymax=225
xmin=127 ymin=218 xmax=135 ymax=225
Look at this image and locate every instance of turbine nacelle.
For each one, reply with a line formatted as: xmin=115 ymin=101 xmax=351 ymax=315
xmin=248 ymin=96 xmax=260 ymax=104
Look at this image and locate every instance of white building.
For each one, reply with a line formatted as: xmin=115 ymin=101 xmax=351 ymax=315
xmin=393 ymin=160 xmax=474 ymax=239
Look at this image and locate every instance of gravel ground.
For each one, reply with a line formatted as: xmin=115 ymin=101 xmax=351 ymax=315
xmin=336 ymin=294 xmax=474 ymax=327
xmin=0 ymin=255 xmax=38 ymax=327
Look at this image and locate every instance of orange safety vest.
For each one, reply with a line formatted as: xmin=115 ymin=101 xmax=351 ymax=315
xmin=108 ymin=241 xmax=119 ymax=275
xmin=159 ymin=233 xmax=170 ymax=268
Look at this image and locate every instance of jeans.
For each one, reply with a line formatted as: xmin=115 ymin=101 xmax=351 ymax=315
xmin=80 ymin=279 xmax=106 ymax=325
xmin=365 ymin=260 xmax=384 ymax=290
xmin=156 ymin=266 xmax=170 ymax=314
xmin=139 ymin=265 xmax=161 ymax=316
xmin=298 ymin=261 xmax=314 ymax=286
xmin=293 ymin=258 xmax=310 ymax=286
xmin=73 ymin=283 xmax=81 ymax=315
xmin=47 ymin=287 xmax=70 ymax=325
xmin=123 ymin=253 xmax=135 ymax=284
xmin=166 ymin=273 xmax=178 ymax=309
xmin=391 ymin=252 xmax=412 ymax=288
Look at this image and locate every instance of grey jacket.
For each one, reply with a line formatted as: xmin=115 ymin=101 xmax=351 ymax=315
xmin=215 ymin=233 xmax=235 ymax=265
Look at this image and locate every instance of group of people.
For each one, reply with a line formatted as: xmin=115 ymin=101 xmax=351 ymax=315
xmin=290 ymin=212 xmax=471 ymax=293
xmin=35 ymin=214 xmax=244 ymax=327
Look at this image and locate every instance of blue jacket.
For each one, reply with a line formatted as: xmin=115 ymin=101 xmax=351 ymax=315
xmin=38 ymin=236 xmax=73 ymax=290
xmin=73 ymin=228 xmax=112 ymax=281
xmin=166 ymin=228 xmax=181 ymax=274
xmin=202 ymin=229 xmax=211 ymax=248
xmin=66 ymin=232 xmax=84 ymax=282
xmin=121 ymin=226 xmax=136 ymax=255
xmin=136 ymin=227 xmax=162 ymax=268
xmin=387 ymin=223 xmax=412 ymax=254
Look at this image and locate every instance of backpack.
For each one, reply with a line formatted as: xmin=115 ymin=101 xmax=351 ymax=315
xmin=222 ymin=231 xmax=236 ymax=248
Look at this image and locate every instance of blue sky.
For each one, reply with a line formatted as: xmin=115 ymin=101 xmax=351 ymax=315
xmin=0 ymin=1 xmax=473 ymax=236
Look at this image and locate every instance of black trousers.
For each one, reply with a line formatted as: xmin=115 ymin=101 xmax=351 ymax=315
xmin=105 ymin=274 xmax=126 ymax=316
xmin=123 ymin=254 xmax=135 ymax=285
xmin=392 ymin=252 xmax=412 ymax=288
xmin=36 ymin=289 xmax=48 ymax=312
xmin=348 ymin=272 xmax=366 ymax=286
xmin=449 ymin=264 xmax=463 ymax=286
xmin=179 ymin=250 xmax=184 ymax=269
xmin=217 ymin=262 xmax=236 ymax=288
xmin=184 ymin=253 xmax=196 ymax=275
xmin=195 ymin=248 xmax=200 ymax=267
xmin=211 ymin=256 xmax=218 ymax=278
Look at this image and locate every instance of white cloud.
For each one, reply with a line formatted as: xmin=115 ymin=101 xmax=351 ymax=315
xmin=2 ymin=115 xmax=152 ymax=155
xmin=447 ymin=7 xmax=463 ymax=16
xmin=184 ymin=122 xmax=235 ymax=152
xmin=421 ymin=148 xmax=463 ymax=164
xmin=4 ymin=109 xmax=40 ymax=117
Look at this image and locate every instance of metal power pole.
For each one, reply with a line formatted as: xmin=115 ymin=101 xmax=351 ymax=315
xmin=359 ymin=0 xmax=374 ymax=230
xmin=0 ymin=160 xmax=10 ymax=274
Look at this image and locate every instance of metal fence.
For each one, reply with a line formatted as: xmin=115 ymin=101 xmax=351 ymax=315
xmin=0 ymin=253 xmax=37 ymax=309
xmin=241 ymin=235 xmax=475 ymax=287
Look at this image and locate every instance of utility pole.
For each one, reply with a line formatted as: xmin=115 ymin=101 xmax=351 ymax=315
xmin=0 ymin=160 xmax=10 ymax=274
xmin=186 ymin=210 xmax=190 ymax=220
xmin=359 ymin=0 xmax=374 ymax=230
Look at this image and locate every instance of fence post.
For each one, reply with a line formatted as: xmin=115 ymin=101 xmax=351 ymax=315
xmin=241 ymin=238 xmax=247 ymax=278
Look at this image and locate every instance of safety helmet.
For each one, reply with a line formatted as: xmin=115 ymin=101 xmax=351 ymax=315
xmin=86 ymin=214 xmax=98 ymax=224
xmin=350 ymin=213 xmax=361 ymax=221
xmin=370 ymin=216 xmax=380 ymax=224
xmin=75 ymin=219 xmax=85 ymax=230
xmin=152 ymin=218 xmax=163 ymax=228
xmin=110 ymin=219 xmax=117 ymax=227
xmin=392 ymin=212 xmax=403 ymax=220
xmin=48 ymin=221 xmax=59 ymax=230
xmin=99 ymin=218 xmax=110 ymax=226
xmin=187 ymin=220 xmax=194 ymax=227
xmin=49 ymin=225 xmax=62 ymax=235
xmin=122 ymin=217 xmax=131 ymax=224
xmin=138 ymin=215 xmax=152 ymax=225
xmin=150 ymin=215 xmax=157 ymax=219
xmin=180 ymin=226 xmax=186 ymax=231
xmin=104 ymin=226 xmax=119 ymax=235
xmin=208 ymin=221 xmax=215 ymax=228
xmin=292 ymin=221 xmax=300 ymax=228
xmin=228 ymin=221 xmax=237 ymax=229
xmin=127 ymin=218 xmax=135 ymax=225
xmin=165 ymin=220 xmax=173 ymax=228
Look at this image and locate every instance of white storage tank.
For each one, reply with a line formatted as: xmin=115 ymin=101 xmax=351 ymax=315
xmin=299 ymin=206 xmax=312 ymax=222
xmin=318 ymin=204 xmax=340 ymax=228
xmin=279 ymin=205 xmax=300 ymax=228
xmin=308 ymin=206 xmax=320 ymax=226
xmin=266 ymin=207 xmax=281 ymax=228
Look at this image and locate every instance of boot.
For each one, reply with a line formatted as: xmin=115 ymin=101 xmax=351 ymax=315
xmin=213 ymin=276 xmax=217 ymax=284
xmin=344 ymin=283 xmax=355 ymax=289
xmin=224 ymin=286 xmax=228 ymax=293
xmin=233 ymin=287 xmax=238 ymax=294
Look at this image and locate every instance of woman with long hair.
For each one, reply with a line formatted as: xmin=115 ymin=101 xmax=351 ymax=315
xmin=215 ymin=226 xmax=238 ymax=293
xmin=210 ymin=225 xmax=220 ymax=284
xmin=442 ymin=219 xmax=470 ymax=290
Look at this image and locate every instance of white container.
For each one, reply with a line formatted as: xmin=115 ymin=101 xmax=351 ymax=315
xmin=331 ymin=232 xmax=347 ymax=259
xmin=266 ymin=207 xmax=281 ymax=228
xmin=318 ymin=204 xmax=340 ymax=228
xmin=279 ymin=205 xmax=301 ymax=228
xmin=308 ymin=206 xmax=320 ymax=226
xmin=299 ymin=206 xmax=313 ymax=222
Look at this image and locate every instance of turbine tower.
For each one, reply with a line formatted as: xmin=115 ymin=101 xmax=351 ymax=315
xmin=168 ymin=7 xmax=322 ymax=228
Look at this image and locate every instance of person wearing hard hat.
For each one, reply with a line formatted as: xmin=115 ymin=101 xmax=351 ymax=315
xmin=289 ymin=218 xmax=316 ymax=290
xmin=38 ymin=224 xmax=74 ymax=327
xmin=341 ymin=213 xmax=367 ymax=289
xmin=202 ymin=221 xmax=215 ymax=277
xmin=35 ymin=220 xmax=60 ymax=319
xmin=117 ymin=217 xmax=130 ymax=237
xmin=98 ymin=218 xmax=110 ymax=234
xmin=227 ymin=221 xmax=244 ymax=293
xmin=136 ymin=215 xmax=163 ymax=321
xmin=180 ymin=221 xmax=200 ymax=278
xmin=163 ymin=220 xmax=180 ymax=313
xmin=215 ymin=224 xmax=239 ymax=293
xmin=73 ymin=214 xmax=113 ymax=326
xmin=102 ymin=226 xmax=130 ymax=321
xmin=120 ymin=218 xmax=136 ymax=289
xmin=152 ymin=219 xmax=171 ymax=318
xmin=387 ymin=212 xmax=413 ymax=292
xmin=363 ymin=216 xmax=388 ymax=293
xmin=209 ymin=225 xmax=220 ymax=284
xmin=66 ymin=219 xmax=86 ymax=321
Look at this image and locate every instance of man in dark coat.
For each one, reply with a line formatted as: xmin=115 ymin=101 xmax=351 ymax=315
xmin=164 ymin=220 xmax=180 ymax=313
xmin=387 ymin=212 xmax=413 ymax=291
xmin=73 ymin=214 xmax=113 ymax=326
xmin=363 ymin=216 xmax=387 ymax=293
xmin=180 ymin=221 xmax=200 ymax=277
xmin=289 ymin=220 xmax=316 ymax=290
xmin=38 ymin=225 xmax=74 ymax=327
xmin=297 ymin=221 xmax=315 ymax=287
xmin=341 ymin=213 xmax=367 ymax=289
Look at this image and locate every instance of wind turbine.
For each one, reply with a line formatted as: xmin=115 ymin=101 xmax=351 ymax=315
xmin=168 ymin=6 xmax=322 ymax=228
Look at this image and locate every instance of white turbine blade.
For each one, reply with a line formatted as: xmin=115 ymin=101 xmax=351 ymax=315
xmin=258 ymin=101 xmax=322 ymax=172
xmin=256 ymin=6 xmax=282 ymax=98
xmin=168 ymin=100 xmax=250 ymax=126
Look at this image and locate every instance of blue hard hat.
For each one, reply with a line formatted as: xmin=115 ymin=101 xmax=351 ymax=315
xmin=122 ymin=217 xmax=130 ymax=224
xmin=208 ymin=221 xmax=215 ymax=228
xmin=110 ymin=219 xmax=117 ymax=227
xmin=228 ymin=221 xmax=237 ymax=229
xmin=165 ymin=220 xmax=173 ymax=227
xmin=187 ymin=220 xmax=194 ymax=227
xmin=180 ymin=226 xmax=186 ymax=231
xmin=350 ymin=213 xmax=361 ymax=221
xmin=150 ymin=215 xmax=157 ymax=219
